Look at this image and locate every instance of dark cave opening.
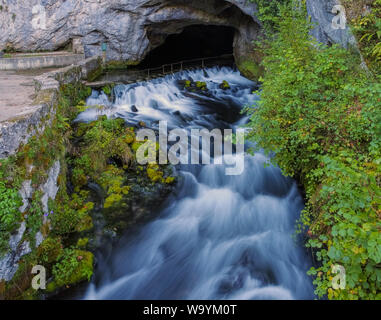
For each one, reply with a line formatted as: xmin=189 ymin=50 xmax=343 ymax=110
xmin=139 ymin=25 xmax=236 ymax=68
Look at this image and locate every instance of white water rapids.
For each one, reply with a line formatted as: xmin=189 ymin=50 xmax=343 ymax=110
xmin=78 ymin=67 xmax=314 ymax=300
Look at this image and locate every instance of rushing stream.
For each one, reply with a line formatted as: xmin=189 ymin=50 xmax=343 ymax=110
xmin=78 ymin=67 xmax=314 ymax=300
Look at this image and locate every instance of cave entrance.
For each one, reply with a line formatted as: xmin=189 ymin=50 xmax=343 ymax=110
xmin=139 ymin=25 xmax=236 ymax=68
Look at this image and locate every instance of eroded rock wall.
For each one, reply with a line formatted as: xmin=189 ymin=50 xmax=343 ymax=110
xmin=0 ymin=0 xmax=359 ymax=79
xmin=0 ymin=0 xmax=260 ymax=64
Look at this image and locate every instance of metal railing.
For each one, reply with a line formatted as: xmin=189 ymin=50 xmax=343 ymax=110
xmin=143 ymin=54 xmax=234 ymax=78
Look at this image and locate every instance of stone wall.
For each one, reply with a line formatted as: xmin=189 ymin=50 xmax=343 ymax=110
xmin=0 ymin=56 xmax=101 ymax=286
xmin=0 ymin=54 xmax=85 ymax=71
xmin=0 ymin=56 xmax=102 ymax=159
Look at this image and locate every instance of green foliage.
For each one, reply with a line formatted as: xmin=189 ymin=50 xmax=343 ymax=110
xmin=0 ymin=84 xmax=95 ymax=297
xmin=37 ymin=237 xmax=63 ymax=265
xmin=102 ymin=84 xmax=115 ymax=97
xmin=50 ymin=190 xmax=93 ymax=236
xmin=250 ymin=0 xmax=291 ymax=33
xmin=25 ymin=194 xmax=44 ymax=248
xmin=0 ymin=177 xmax=22 ymax=233
xmin=100 ymin=165 xmax=130 ymax=209
xmin=183 ymin=80 xmax=208 ymax=92
xmin=60 ymin=84 xmax=92 ymax=116
xmin=51 ymin=248 xmax=93 ymax=288
xmin=69 ymin=117 xmax=136 ymax=210
xmin=0 ymin=168 xmax=22 ymax=256
xmin=220 ymin=80 xmax=231 ymax=90
xmin=105 ymin=59 xmax=139 ymax=71
xmin=195 ymin=81 xmax=207 ymax=90
xmin=245 ymin=2 xmax=381 ymax=300
xmin=76 ymin=238 xmax=89 ymax=249
xmin=147 ymin=164 xmax=164 ymax=183
xmin=80 ymin=117 xmax=134 ymax=173
xmin=237 ymin=59 xmax=263 ymax=81
xmin=343 ymin=0 xmax=381 ymax=76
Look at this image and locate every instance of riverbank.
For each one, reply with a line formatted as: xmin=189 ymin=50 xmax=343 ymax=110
xmin=245 ymin=2 xmax=381 ymax=300
xmin=0 ymin=56 xmax=177 ymax=299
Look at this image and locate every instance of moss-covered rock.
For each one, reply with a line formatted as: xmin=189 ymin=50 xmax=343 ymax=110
xmin=0 ymin=83 xmax=178 ymax=299
xmin=236 ymin=60 xmax=264 ymax=81
xmin=105 ymin=59 xmax=140 ymax=71
xmin=180 ymin=79 xmax=208 ymax=92
xmin=37 ymin=237 xmax=63 ymax=265
xmin=48 ymin=249 xmax=93 ymax=291
xmin=147 ymin=164 xmax=164 ymax=183
xmin=219 ymin=80 xmax=231 ymax=90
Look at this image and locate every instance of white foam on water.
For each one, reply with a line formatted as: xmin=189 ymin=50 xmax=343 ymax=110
xmin=81 ymin=67 xmax=314 ymax=300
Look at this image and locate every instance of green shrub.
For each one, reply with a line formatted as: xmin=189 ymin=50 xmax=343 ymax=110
xmin=37 ymin=237 xmax=63 ymax=264
xmin=51 ymin=248 xmax=93 ymax=288
xmin=0 ymin=169 xmax=22 ymax=255
xmin=245 ymin=1 xmax=381 ymax=299
xmin=342 ymin=0 xmax=381 ymax=76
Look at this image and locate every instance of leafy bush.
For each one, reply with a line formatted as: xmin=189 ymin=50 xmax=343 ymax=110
xmin=245 ymin=1 xmax=381 ymax=299
xmin=250 ymin=0 xmax=291 ymax=33
xmin=52 ymin=248 xmax=93 ymax=288
xmin=37 ymin=237 xmax=63 ymax=265
xmin=343 ymin=0 xmax=381 ymax=76
xmin=0 ymin=169 xmax=22 ymax=255
xmin=0 ymin=179 xmax=22 ymax=233
xmin=25 ymin=195 xmax=44 ymax=248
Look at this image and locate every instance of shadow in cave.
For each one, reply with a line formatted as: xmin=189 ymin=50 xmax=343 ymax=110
xmin=139 ymin=25 xmax=236 ymax=69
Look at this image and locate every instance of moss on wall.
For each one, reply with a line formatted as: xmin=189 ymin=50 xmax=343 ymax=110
xmin=0 ymin=75 xmax=177 ymax=299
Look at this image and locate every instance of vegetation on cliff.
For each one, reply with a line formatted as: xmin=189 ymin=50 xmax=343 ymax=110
xmin=0 ymin=82 xmax=176 ymax=299
xmin=246 ymin=1 xmax=381 ymax=299
xmin=343 ymin=0 xmax=381 ymax=77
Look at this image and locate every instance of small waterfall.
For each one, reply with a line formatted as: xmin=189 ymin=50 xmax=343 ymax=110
xmin=79 ymin=67 xmax=314 ymax=300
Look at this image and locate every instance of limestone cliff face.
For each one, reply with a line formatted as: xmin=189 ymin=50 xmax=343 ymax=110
xmin=0 ymin=0 xmax=356 ymax=65
xmin=306 ymin=0 xmax=358 ymax=49
xmin=0 ymin=0 xmax=260 ymax=64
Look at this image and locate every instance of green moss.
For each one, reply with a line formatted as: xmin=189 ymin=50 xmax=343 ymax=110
xmin=76 ymin=215 xmax=93 ymax=232
xmin=102 ymin=84 xmax=115 ymax=97
xmin=164 ymin=176 xmax=176 ymax=184
xmin=86 ymin=64 xmax=103 ymax=82
xmin=0 ymin=79 xmax=178 ymax=298
xmin=246 ymin=1 xmax=381 ymax=300
xmin=237 ymin=60 xmax=264 ymax=81
xmin=132 ymin=141 xmax=144 ymax=153
xmin=60 ymin=83 xmax=92 ymax=113
xmin=105 ymin=60 xmax=140 ymax=71
xmin=78 ymin=117 xmax=134 ymax=170
xmin=195 ymin=81 xmax=207 ymax=90
xmin=0 ymin=171 xmax=23 ymax=256
xmin=147 ymin=164 xmax=164 ymax=183
xmin=104 ymin=193 xmax=123 ymax=209
xmin=124 ymin=128 xmax=136 ymax=144
xmin=220 ymin=80 xmax=231 ymax=90
xmin=50 ymin=249 xmax=93 ymax=290
xmin=76 ymin=238 xmax=89 ymax=248
xmin=37 ymin=237 xmax=63 ymax=264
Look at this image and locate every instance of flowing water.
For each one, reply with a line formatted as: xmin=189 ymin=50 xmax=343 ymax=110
xmin=78 ymin=67 xmax=314 ymax=300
